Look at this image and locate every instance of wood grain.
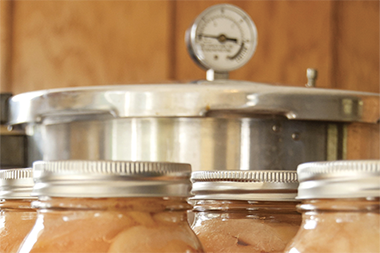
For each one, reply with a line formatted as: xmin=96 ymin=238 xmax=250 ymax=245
xmin=11 ymin=1 xmax=172 ymax=94
xmin=6 ymin=1 xmax=380 ymax=94
xmin=0 ymin=0 xmax=13 ymax=93
xmin=346 ymin=122 xmax=380 ymax=159
xmin=331 ymin=1 xmax=379 ymax=93
xmin=174 ymin=1 xmax=333 ymax=87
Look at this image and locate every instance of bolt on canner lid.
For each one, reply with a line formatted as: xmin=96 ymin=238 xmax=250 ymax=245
xmin=0 ymin=168 xmax=35 ymax=199
xmin=297 ymin=160 xmax=380 ymax=199
xmin=190 ymin=170 xmax=298 ymax=201
xmin=32 ymin=160 xmax=192 ymax=198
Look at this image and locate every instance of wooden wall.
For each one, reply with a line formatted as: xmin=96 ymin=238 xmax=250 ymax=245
xmin=0 ymin=0 xmax=379 ymax=94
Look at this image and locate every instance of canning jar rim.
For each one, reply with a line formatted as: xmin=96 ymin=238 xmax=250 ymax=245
xmin=32 ymin=160 xmax=192 ymax=198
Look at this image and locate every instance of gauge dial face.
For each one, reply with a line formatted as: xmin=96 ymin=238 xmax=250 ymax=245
xmin=187 ymin=4 xmax=258 ymax=72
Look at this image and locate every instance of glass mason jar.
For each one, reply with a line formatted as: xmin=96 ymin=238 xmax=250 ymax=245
xmin=284 ymin=160 xmax=380 ymax=253
xmin=190 ymin=170 xmax=301 ymax=253
xmin=18 ymin=161 xmax=204 ymax=253
xmin=0 ymin=168 xmax=36 ymax=253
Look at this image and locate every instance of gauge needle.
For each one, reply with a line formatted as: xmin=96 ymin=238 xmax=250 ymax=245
xmin=199 ymin=34 xmax=238 ymax=43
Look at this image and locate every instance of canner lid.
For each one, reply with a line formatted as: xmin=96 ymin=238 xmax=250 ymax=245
xmin=8 ymin=80 xmax=380 ymax=125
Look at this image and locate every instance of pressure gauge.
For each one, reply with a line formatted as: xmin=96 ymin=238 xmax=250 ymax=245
xmin=186 ymin=4 xmax=258 ymax=79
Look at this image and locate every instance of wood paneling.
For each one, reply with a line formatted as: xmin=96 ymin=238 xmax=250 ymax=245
xmin=1 ymin=1 xmax=379 ymax=160
xmin=332 ymin=1 xmax=379 ymax=93
xmin=346 ymin=122 xmax=380 ymax=160
xmin=11 ymin=1 xmax=173 ymax=94
xmin=175 ymin=1 xmax=334 ymax=88
xmin=3 ymin=1 xmax=380 ymax=94
xmin=0 ymin=0 xmax=13 ymax=93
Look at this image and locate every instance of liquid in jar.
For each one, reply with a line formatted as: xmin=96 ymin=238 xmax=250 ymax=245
xmin=190 ymin=170 xmax=301 ymax=253
xmin=0 ymin=169 xmax=36 ymax=253
xmin=18 ymin=161 xmax=204 ymax=253
xmin=284 ymin=160 xmax=380 ymax=253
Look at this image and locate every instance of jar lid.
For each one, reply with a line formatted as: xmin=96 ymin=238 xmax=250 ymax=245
xmin=0 ymin=168 xmax=35 ymax=199
xmin=297 ymin=160 xmax=380 ymax=199
xmin=8 ymin=81 xmax=380 ymax=125
xmin=32 ymin=160 xmax=192 ymax=198
xmin=190 ymin=170 xmax=298 ymax=201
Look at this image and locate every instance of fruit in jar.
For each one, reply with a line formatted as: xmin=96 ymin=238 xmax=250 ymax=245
xmin=108 ymin=225 xmax=201 ymax=253
xmin=284 ymin=211 xmax=380 ymax=253
xmin=192 ymin=218 xmax=299 ymax=253
xmin=19 ymin=198 xmax=203 ymax=253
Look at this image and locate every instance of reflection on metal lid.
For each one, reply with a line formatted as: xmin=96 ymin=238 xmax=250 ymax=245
xmin=32 ymin=160 xmax=192 ymax=198
xmin=8 ymin=80 xmax=380 ymax=125
xmin=297 ymin=160 xmax=380 ymax=199
xmin=0 ymin=168 xmax=35 ymax=199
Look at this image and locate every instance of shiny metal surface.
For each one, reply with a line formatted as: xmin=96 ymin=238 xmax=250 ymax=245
xmin=297 ymin=160 xmax=380 ymax=199
xmin=26 ymin=117 xmax=332 ymax=171
xmin=0 ymin=168 xmax=35 ymax=199
xmin=185 ymin=4 xmax=258 ymax=73
xmin=8 ymin=80 xmax=380 ymax=125
xmin=8 ymin=81 xmax=380 ymax=171
xmin=305 ymin=68 xmax=318 ymax=88
xmin=206 ymin=69 xmax=229 ymax=81
xmin=32 ymin=160 xmax=192 ymax=198
xmin=190 ymin=170 xmax=298 ymax=201
xmin=1 ymin=93 xmax=28 ymax=169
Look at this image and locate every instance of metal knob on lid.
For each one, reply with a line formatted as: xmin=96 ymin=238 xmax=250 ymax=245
xmin=191 ymin=170 xmax=298 ymax=201
xmin=297 ymin=160 xmax=380 ymax=199
xmin=305 ymin=68 xmax=318 ymax=87
xmin=32 ymin=160 xmax=192 ymax=198
xmin=0 ymin=168 xmax=34 ymax=199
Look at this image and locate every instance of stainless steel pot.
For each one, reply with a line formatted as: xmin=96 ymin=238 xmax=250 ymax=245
xmin=7 ymin=80 xmax=380 ymax=171
xmin=0 ymin=93 xmax=27 ymax=169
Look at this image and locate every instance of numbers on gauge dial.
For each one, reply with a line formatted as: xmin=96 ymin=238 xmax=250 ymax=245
xmin=190 ymin=5 xmax=257 ymax=72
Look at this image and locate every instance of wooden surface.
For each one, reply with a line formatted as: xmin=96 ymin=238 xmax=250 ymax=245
xmin=332 ymin=1 xmax=379 ymax=93
xmin=175 ymin=1 xmax=334 ymax=88
xmin=0 ymin=0 xmax=13 ymax=93
xmin=0 ymin=1 xmax=379 ymax=160
xmin=2 ymin=0 xmax=378 ymax=94
xmin=10 ymin=1 xmax=173 ymax=94
xmin=346 ymin=122 xmax=380 ymax=160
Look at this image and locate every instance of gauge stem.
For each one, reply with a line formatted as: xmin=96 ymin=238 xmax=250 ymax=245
xmin=206 ymin=69 xmax=229 ymax=81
